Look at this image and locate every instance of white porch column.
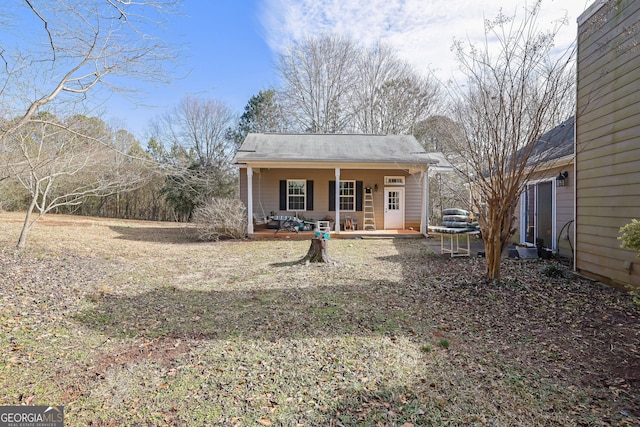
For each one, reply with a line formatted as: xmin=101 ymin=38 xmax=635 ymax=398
xmin=334 ymin=167 xmax=340 ymax=234
xmin=421 ymin=169 xmax=429 ymax=235
xmin=247 ymin=167 xmax=254 ymax=234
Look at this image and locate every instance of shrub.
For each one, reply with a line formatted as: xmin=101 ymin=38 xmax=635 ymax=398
xmin=619 ymin=219 xmax=640 ymax=309
xmin=420 ymin=343 xmax=432 ymax=353
xmin=192 ymin=198 xmax=247 ymax=241
xmin=539 ymin=263 xmax=566 ymax=279
xmin=619 ymin=219 xmax=640 ymax=258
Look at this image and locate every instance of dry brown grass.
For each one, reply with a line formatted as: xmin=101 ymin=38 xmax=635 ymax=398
xmin=1 ymin=212 xmax=639 ymax=426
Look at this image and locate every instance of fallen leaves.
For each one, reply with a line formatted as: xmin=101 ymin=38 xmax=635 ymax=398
xmin=0 ymin=215 xmax=639 ymax=426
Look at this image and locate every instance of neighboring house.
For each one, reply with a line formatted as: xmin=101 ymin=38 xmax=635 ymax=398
xmin=575 ymin=0 xmax=640 ymax=289
xmin=514 ymin=117 xmax=575 ymax=258
xmin=233 ymin=133 xmax=451 ymax=235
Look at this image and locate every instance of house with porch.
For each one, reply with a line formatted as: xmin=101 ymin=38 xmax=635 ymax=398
xmin=233 ymin=133 xmax=452 ymax=236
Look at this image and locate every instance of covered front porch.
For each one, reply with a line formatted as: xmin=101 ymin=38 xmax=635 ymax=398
xmin=233 ymin=133 xmax=454 ymax=238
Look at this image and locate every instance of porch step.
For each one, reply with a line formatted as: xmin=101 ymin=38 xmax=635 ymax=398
xmin=363 ymin=187 xmax=376 ymax=230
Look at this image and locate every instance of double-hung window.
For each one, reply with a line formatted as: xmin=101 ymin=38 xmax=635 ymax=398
xmin=329 ymin=180 xmax=362 ymax=212
xmin=287 ymin=180 xmax=306 ymax=211
xmin=339 ymin=180 xmax=356 ymax=211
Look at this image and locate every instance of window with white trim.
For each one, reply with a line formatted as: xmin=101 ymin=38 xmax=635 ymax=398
xmin=384 ymin=176 xmax=405 ymax=185
xmin=287 ymin=180 xmax=306 ymax=211
xmin=339 ymin=180 xmax=356 ymax=211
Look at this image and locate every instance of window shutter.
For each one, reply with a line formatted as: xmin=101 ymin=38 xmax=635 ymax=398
xmin=306 ymin=180 xmax=314 ymax=211
xmin=328 ymin=181 xmax=335 ymax=211
xmin=356 ymin=181 xmax=363 ymax=211
xmin=279 ymin=180 xmax=287 ymax=211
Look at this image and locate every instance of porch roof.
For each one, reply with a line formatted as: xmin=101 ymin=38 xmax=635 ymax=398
xmin=233 ymin=133 xmax=452 ymax=170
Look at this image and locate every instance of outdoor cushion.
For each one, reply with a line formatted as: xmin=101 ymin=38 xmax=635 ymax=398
xmin=442 ymin=221 xmax=473 ymax=228
xmin=442 ymin=208 xmax=470 ymax=216
xmin=429 ymin=226 xmax=478 ymax=234
xmin=443 ymin=214 xmax=469 ymax=222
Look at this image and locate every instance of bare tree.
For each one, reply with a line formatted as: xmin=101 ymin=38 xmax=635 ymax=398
xmin=157 ymin=96 xmax=236 ymax=168
xmin=447 ymin=1 xmax=575 ymax=280
xmin=352 ymin=43 xmax=440 ymax=134
xmin=0 ymin=0 xmax=178 ymax=173
xmin=415 ymin=115 xmax=470 ymax=223
xmin=374 ymin=75 xmax=440 ymax=135
xmin=277 ymin=36 xmax=442 ymax=135
xmin=277 ymin=35 xmax=358 ymax=133
xmin=350 ymin=43 xmax=409 ymax=133
xmin=149 ymin=96 xmax=238 ymax=220
xmin=7 ymin=114 xmax=149 ymax=248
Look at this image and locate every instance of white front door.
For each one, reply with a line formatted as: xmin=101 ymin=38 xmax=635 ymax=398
xmin=384 ymin=188 xmax=404 ymax=229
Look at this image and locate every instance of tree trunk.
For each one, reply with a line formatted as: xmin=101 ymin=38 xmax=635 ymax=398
xmin=17 ymin=192 xmax=40 ymax=249
xmin=485 ymin=229 xmax=502 ymax=280
xmin=304 ymin=237 xmax=334 ymax=263
xmin=484 ymin=202 xmax=517 ymax=280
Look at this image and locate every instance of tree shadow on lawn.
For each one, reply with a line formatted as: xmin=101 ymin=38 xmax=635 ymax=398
xmin=109 ymin=225 xmax=196 ymax=244
xmin=74 ymin=278 xmax=427 ymax=341
xmin=76 ymin=270 xmax=637 ymax=425
xmin=73 ymin=238 xmax=640 ymax=422
xmin=75 ymin=241 xmax=443 ymax=343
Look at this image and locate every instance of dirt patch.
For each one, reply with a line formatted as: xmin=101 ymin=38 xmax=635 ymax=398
xmin=92 ymin=338 xmax=192 ymax=372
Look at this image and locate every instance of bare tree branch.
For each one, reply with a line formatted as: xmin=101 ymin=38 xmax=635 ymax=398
xmin=24 ymin=0 xmax=56 ymax=60
xmin=0 ymin=1 xmax=179 ymax=142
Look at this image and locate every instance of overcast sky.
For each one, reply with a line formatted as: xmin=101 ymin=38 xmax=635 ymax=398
xmin=104 ymin=0 xmax=593 ymax=139
xmin=261 ymin=0 xmax=591 ymax=80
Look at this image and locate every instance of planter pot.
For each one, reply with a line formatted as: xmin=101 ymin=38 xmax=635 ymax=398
xmin=539 ymin=248 xmax=553 ymax=259
xmin=516 ymin=246 xmax=538 ymax=259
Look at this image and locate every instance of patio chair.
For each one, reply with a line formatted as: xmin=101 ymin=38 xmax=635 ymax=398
xmin=344 ymin=215 xmax=358 ymax=231
xmin=316 ymin=220 xmax=331 ymax=232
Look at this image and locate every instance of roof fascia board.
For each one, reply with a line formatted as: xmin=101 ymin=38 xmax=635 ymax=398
xmin=524 ymin=154 xmax=574 ymax=174
xmin=236 ymin=161 xmax=429 ymax=170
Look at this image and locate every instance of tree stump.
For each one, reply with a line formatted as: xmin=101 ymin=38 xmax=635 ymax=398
xmin=303 ymin=237 xmax=334 ymax=264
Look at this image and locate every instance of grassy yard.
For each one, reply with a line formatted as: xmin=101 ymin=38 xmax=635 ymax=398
xmin=0 ymin=212 xmax=639 ymax=426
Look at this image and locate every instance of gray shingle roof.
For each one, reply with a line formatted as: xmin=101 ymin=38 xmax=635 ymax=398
xmin=525 ymin=116 xmax=574 ymax=167
xmin=233 ymin=133 xmax=450 ymax=168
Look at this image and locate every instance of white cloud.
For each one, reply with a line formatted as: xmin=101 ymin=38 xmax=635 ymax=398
xmin=260 ymin=0 xmax=592 ymax=82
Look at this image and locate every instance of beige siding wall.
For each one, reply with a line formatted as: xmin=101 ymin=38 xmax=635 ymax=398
xmin=556 ymin=175 xmax=575 ymax=259
xmin=239 ymin=167 xmax=424 ymax=230
xmin=576 ymin=0 xmax=640 ymax=288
